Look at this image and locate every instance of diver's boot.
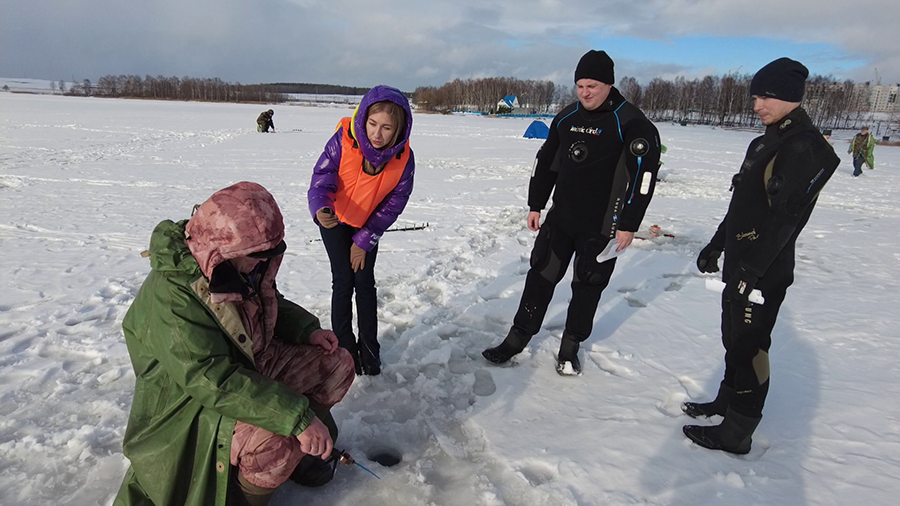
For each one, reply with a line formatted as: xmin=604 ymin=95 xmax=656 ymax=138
xmin=683 ymin=407 xmax=761 ymax=455
xmin=682 ymin=381 xmax=735 ymax=418
xmin=555 ymin=333 xmax=582 ymax=376
xmin=482 ymin=327 xmax=531 ymax=364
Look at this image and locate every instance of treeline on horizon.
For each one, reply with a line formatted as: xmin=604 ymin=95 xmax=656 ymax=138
xmin=414 ymin=74 xmax=878 ymax=130
xmin=68 ymin=72 xmax=881 ymax=130
xmin=68 ymin=75 xmax=290 ymax=103
xmin=413 ymin=77 xmax=557 ymax=115
xmin=267 ymin=83 xmax=374 ymax=96
xmin=66 ymin=76 xmax=399 ymax=103
xmin=617 ymin=74 xmax=874 ymax=130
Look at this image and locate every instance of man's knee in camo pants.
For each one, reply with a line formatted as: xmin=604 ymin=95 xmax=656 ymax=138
xmin=232 ymin=344 xmax=356 ymax=488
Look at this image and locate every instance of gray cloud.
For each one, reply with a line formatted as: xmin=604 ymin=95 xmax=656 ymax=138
xmin=1 ymin=0 xmax=896 ymax=90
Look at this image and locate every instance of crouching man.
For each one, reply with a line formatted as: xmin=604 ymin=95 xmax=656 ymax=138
xmin=114 ymin=181 xmax=356 ymax=506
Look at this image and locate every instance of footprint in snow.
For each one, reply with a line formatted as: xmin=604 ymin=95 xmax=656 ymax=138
xmin=472 ymin=369 xmax=496 ymax=397
xmin=516 ymin=461 xmax=558 ymax=486
xmin=626 ymin=297 xmax=648 ymax=308
xmin=587 ymin=350 xmax=635 ymax=377
xmin=657 ymin=391 xmax=690 ymax=417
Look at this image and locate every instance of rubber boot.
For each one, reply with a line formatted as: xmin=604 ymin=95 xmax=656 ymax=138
xmin=231 ymin=472 xmax=275 ymax=506
xmin=290 ymin=454 xmax=339 ymax=488
xmin=682 ymin=381 xmax=734 ymax=418
xmin=683 ymin=407 xmax=762 ymax=455
xmin=482 ymin=327 xmax=531 ymax=364
xmin=555 ymin=333 xmax=582 ymax=376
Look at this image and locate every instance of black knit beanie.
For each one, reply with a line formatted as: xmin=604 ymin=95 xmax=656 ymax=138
xmin=749 ymin=57 xmax=809 ymax=102
xmin=574 ymin=50 xmax=615 ymax=84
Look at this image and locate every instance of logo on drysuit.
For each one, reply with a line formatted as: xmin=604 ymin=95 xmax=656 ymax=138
xmin=569 ymin=126 xmax=602 ymax=136
xmin=736 ymin=229 xmax=759 ymax=241
xmin=741 ymin=303 xmax=753 ymax=324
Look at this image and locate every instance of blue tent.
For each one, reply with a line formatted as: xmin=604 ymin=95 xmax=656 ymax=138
xmin=523 ymin=120 xmax=549 ymax=139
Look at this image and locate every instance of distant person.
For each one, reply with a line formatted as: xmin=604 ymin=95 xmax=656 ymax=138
xmin=481 ymin=49 xmax=662 ymax=375
xmin=849 ymin=126 xmax=875 ymax=176
xmin=308 ymin=85 xmax=415 ymax=376
xmin=114 ymin=182 xmax=356 ymax=506
xmin=822 ymin=129 xmax=834 ymax=146
xmin=258 ymin=108 xmax=275 ymax=133
xmin=684 ymin=58 xmax=840 ymax=455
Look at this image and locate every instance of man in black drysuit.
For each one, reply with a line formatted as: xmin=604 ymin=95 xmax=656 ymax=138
xmin=482 ymin=50 xmax=661 ymax=375
xmin=683 ymin=58 xmax=840 ymax=454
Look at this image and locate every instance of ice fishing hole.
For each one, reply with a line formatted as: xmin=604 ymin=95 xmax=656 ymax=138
xmin=366 ymin=448 xmax=402 ymax=467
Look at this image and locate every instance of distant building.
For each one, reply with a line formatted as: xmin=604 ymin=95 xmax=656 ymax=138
xmin=854 ymin=83 xmax=900 ymax=112
xmin=869 ymin=84 xmax=899 ymax=112
xmin=497 ymin=95 xmax=519 ymax=111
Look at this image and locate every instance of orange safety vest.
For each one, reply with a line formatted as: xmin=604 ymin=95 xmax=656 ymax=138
xmin=333 ymin=117 xmax=410 ymax=228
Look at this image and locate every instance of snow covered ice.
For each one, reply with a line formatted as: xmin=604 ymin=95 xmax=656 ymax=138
xmin=2 ymin=91 xmax=900 ymax=505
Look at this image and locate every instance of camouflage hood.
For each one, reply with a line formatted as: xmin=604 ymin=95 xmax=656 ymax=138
xmin=185 ymin=182 xmax=285 ymax=279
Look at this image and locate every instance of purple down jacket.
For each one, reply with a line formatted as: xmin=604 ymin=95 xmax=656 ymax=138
xmin=307 ymin=85 xmax=415 ymax=251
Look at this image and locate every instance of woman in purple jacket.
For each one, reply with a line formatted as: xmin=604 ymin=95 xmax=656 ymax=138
xmin=308 ymin=85 xmax=415 ymax=376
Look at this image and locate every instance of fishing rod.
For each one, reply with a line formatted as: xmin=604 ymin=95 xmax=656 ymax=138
xmin=332 ymin=449 xmax=382 ymax=480
xmin=307 ymin=222 xmax=430 ymax=242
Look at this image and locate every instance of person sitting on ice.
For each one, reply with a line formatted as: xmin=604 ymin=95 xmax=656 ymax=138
xmin=257 ymin=109 xmax=275 ymax=133
xmin=114 ymin=181 xmax=355 ymax=506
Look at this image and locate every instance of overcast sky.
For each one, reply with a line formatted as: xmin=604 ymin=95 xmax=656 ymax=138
xmin=2 ymin=0 xmax=897 ymax=91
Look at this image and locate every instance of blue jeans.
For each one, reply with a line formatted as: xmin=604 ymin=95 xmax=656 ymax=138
xmin=853 ymin=155 xmax=865 ymax=176
xmin=319 ymin=224 xmax=379 ymax=369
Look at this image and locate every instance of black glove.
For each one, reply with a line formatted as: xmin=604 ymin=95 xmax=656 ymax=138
xmin=696 ymin=243 xmax=722 ymax=273
xmin=724 ymin=267 xmax=759 ymax=306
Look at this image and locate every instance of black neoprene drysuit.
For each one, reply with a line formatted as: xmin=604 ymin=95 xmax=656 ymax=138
xmin=513 ymin=87 xmax=661 ymax=342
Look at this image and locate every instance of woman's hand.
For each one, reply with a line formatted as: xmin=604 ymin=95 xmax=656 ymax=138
xmin=309 ymin=329 xmax=338 ymax=355
xmin=350 ymin=243 xmax=366 ymax=272
xmin=316 ymin=208 xmax=338 ymax=229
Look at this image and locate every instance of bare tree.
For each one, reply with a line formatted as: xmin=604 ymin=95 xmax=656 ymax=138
xmin=618 ymin=76 xmax=642 ymax=106
xmin=412 ymin=77 xmax=559 ymax=113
